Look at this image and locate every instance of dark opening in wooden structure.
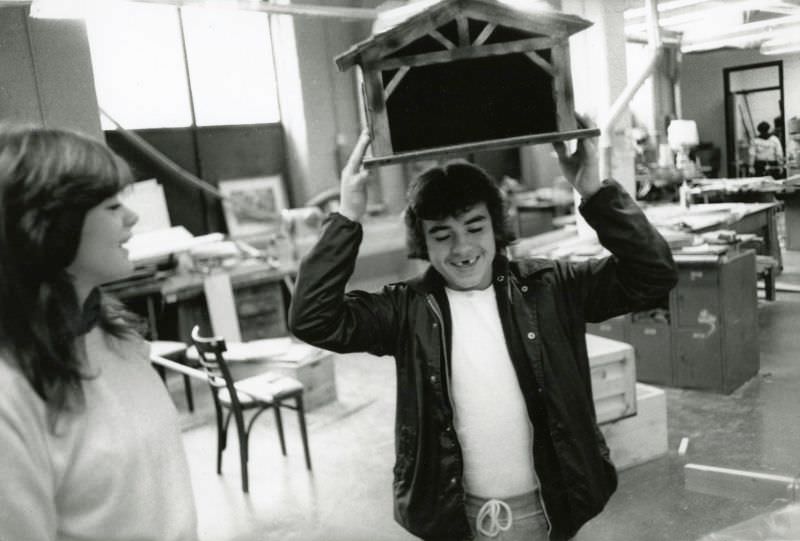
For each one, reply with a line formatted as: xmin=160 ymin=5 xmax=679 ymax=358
xmin=335 ymin=0 xmax=598 ymax=168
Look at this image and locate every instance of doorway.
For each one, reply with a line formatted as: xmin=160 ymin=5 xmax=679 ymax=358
xmin=723 ymin=61 xmax=785 ymax=178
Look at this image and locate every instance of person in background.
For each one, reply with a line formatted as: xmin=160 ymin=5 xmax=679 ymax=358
xmin=0 ymin=125 xmax=198 ymax=541
xmin=749 ymin=121 xmax=784 ymax=178
xmin=289 ymin=119 xmax=678 ymax=541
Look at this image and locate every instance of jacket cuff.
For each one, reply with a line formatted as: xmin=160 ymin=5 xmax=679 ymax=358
xmin=326 ymin=211 xmax=364 ymax=231
xmin=578 ymin=179 xmax=628 ymax=214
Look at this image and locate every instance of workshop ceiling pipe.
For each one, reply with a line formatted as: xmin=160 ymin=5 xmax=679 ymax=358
xmin=598 ymin=0 xmax=663 ymax=180
xmin=100 ymin=108 xmax=227 ymax=201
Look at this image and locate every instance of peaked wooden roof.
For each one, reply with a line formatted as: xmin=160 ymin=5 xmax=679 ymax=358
xmin=336 ymin=0 xmax=592 ymax=70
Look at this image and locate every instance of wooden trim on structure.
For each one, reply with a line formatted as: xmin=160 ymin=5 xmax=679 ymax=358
xmin=685 ymin=463 xmax=800 ymax=503
xmin=550 ymin=42 xmax=577 ymax=132
xmin=429 ymin=29 xmax=457 ymax=50
xmin=456 ymin=15 xmax=470 ymax=47
xmin=364 ymin=128 xmax=600 ymax=169
xmin=525 ymin=50 xmax=554 ymax=77
xmin=383 ymin=67 xmax=409 ymax=100
xmin=336 ymin=0 xmax=591 ymax=71
xmin=462 ymin=6 xmax=571 ymax=40
xmin=337 ymin=4 xmax=461 ymax=71
xmin=473 ymin=22 xmax=496 ymax=46
xmin=371 ymin=36 xmax=557 ymax=71
xmin=361 ymin=71 xmax=393 ymax=157
xmin=469 ymin=0 xmax=592 ymax=34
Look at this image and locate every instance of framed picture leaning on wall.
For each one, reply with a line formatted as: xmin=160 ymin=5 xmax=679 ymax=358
xmin=219 ymin=175 xmax=288 ymax=239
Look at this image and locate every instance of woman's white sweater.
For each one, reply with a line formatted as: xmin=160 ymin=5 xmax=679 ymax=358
xmin=0 ymin=327 xmax=197 ymax=541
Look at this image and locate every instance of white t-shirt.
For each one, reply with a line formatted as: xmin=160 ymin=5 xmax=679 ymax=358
xmin=0 ymin=328 xmax=198 ymax=541
xmin=750 ymin=135 xmax=783 ymax=163
xmin=446 ymin=286 xmax=537 ymax=498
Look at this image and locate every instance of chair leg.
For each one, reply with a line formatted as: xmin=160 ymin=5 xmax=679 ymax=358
xmin=232 ymin=414 xmax=249 ymax=494
xmin=296 ymin=395 xmax=312 ymax=470
xmin=183 ymin=375 xmax=194 ymax=412
xmin=215 ymin=407 xmax=228 ymax=475
xmin=273 ymin=403 xmax=287 ymax=456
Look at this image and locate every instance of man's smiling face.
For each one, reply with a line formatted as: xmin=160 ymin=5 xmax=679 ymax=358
xmin=422 ymin=202 xmax=496 ymax=291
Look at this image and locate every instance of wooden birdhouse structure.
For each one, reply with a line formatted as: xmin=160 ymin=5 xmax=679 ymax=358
xmin=335 ymin=0 xmax=598 ymax=168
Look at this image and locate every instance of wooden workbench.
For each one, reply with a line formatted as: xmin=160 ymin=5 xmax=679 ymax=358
xmin=103 ymin=260 xmax=296 ymax=343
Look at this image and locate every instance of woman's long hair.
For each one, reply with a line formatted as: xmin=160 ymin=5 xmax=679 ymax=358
xmin=0 ymin=125 xmax=140 ymax=416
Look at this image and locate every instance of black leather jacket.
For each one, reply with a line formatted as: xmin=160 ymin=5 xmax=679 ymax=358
xmin=289 ymin=181 xmax=678 ymax=540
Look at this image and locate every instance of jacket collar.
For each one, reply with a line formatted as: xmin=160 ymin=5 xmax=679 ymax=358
xmin=407 ymin=253 xmax=532 ymax=294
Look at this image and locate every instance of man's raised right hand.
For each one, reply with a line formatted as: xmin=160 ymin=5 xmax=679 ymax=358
xmin=338 ymin=131 xmax=372 ymax=223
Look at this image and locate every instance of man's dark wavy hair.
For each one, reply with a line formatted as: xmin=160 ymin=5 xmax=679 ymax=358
xmin=404 ymin=160 xmax=515 ymax=260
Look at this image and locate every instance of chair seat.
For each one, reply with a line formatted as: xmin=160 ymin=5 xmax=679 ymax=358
xmin=217 ymin=372 xmax=304 ymax=406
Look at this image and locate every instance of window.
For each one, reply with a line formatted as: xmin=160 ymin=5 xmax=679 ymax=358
xmin=86 ymin=3 xmax=280 ymax=130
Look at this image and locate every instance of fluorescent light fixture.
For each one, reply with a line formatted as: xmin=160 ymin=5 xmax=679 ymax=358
xmin=29 ymin=0 xmax=107 ymax=18
xmin=679 ymin=13 xmax=800 ymax=52
xmin=761 ymin=41 xmax=800 ymax=55
xmin=624 ymin=0 xmax=715 ymax=21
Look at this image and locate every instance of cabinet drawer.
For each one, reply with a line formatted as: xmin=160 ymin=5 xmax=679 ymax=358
xmin=675 ymin=284 xmax=719 ymax=327
xmin=628 ymin=319 xmax=672 ymax=386
xmin=673 ymin=328 xmax=722 ymax=391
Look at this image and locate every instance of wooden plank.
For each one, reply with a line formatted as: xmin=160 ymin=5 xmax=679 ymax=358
xmin=371 ymin=36 xmax=557 ymax=71
xmin=429 ymin=28 xmax=457 ymax=50
xmin=361 ymin=70 xmax=393 ymax=158
xmin=468 ymin=0 xmax=592 ymax=35
xmin=550 ymin=42 xmax=578 ymax=133
xmin=337 ymin=3 xmax=461 ymax=71
xmin=456 ymin=14 xmax=470 ymax=47
xmin=685 ymin=464 xmax=797 ymax=502
xmin=364 ymin=127 xmax=600 ymax=169
xmin=383 ymin=66 xmax=410 ymax=100
xmin=473 ymin=22 xmax=496 ymax=46
xmin=462 ymin=5 xmax=571 ymax=40
xmin=524 ymin=50 xmax=554 ymax=77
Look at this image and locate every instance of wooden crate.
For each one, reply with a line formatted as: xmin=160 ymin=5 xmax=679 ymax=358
xmin=587 ymin=333 xmax=637 ymax=425
xmin=264 ymin=352 xmax=338 ymax=411
xmin=600 ymin=383 xmax=668 ymax=470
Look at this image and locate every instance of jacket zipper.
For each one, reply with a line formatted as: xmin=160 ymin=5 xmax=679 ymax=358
xmin=530 ymin=435 xmax=553 ymax=536
xmin=424 ymin=295 xmax=464 ymax=496
xmin=508 ymin=279 xmax=553 ymax=537
xmin=425 ymin=294 xmax=453 ymax=407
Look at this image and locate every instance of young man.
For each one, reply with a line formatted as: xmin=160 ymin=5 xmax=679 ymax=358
xmin=749 ymin=121 xmax=784 ymax=178
xmin=289 ymin=130 xmax=678 ymax=541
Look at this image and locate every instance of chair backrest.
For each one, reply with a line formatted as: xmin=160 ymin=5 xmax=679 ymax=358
xmin=190 ymin=325 xmax=242 ymax=409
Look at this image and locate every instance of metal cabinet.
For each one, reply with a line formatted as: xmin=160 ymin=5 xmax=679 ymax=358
xmin=590 ymin=250 xmax=759 ymax=393
xmin=628 ymin=318 xmax=672 ymax=386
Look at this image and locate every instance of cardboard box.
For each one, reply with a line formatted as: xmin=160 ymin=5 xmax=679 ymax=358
xmin=600 ymin=383 xmax=668 ymax=470
xmin=587 ymin=333 xmax=637 ymax=424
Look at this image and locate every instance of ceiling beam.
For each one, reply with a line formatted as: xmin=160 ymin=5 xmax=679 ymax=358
xmin=129 ymin=0 xmax=377 ymax=20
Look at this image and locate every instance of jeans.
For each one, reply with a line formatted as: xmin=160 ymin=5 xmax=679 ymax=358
xmin=464 ymin=490 xmax=550 ymax=541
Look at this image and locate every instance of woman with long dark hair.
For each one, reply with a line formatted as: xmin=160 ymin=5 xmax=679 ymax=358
xmin=0 ymin=125 xmax=197 ymax=540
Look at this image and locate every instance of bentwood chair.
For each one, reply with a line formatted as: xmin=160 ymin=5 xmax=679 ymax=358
xmin=189 ymin=325 xmax=312 ymax=493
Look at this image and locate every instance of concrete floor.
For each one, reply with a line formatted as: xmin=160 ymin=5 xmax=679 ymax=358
xmin=169 ymin=250 xmax=800 ymax=541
